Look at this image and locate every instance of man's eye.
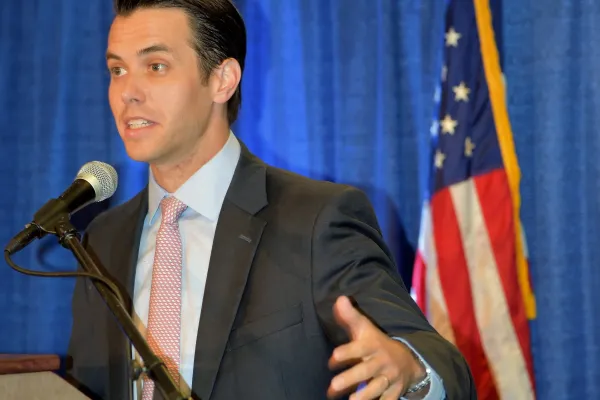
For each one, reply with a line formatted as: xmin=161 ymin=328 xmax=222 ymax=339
xmin=110 ymin=67 xmax=126 ymax=77
xmin=150 ymin=63 xmax=167 ymax=72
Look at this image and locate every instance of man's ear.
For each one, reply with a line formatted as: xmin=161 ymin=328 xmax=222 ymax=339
xmin=212 ymin=58 xmax=241 ymax=104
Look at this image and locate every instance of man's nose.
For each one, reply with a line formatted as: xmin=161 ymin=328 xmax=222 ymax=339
xmin=121 ymin=77 xmax=145 ymax=104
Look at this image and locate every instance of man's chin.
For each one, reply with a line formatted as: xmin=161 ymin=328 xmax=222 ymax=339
xmin=123 ymin=146 xmax=163 ymax=165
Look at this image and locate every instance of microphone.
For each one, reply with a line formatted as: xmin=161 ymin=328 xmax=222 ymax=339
xmin=5 ymin=161 xmax=118 ymax=255
xmin=3 ymin=160 xmax=188 ymax=399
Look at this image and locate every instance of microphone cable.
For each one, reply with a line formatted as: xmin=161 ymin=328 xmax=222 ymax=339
xmin=5 ymin=249 xmax=126 ymax=307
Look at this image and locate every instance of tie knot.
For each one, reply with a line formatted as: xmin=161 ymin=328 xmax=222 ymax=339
xmin=160 ymin=196 xmax=187 ymax=225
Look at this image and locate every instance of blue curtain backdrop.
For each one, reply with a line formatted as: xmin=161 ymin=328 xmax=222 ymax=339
xmin=0 ymin=1 xmax=598 ymax=399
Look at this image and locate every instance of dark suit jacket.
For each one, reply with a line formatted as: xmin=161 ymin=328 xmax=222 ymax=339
xmin=66 ymin=144 xmax=475 ymax=400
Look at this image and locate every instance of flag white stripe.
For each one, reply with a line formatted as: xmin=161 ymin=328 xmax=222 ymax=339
xmin=418 ymin=203 xmax=455 ymax=344
xmin=449 ymin=179 xmax=534 ymax=399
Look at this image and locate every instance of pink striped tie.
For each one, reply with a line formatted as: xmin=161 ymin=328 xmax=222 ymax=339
xmin=141 ymin=196 xmax=187 ymax=400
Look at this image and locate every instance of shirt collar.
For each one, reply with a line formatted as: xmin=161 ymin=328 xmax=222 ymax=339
xmin=147 ymin=131 xmax=241 ymax=225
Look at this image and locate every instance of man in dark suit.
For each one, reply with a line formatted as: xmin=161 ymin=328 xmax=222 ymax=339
xmin=67 ymin=0 xmax=475 ymax=399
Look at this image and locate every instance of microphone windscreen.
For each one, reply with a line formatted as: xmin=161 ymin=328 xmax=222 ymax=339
xmin=76 ymin=161 xmax=119 ymax=202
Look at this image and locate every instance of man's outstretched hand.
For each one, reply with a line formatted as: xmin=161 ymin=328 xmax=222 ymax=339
xmin=327 ymin=296 xmax=428 ymax=400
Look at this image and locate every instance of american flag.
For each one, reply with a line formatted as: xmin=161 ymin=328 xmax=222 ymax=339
xmin=411 ymin=0 xmax=536 ymax=398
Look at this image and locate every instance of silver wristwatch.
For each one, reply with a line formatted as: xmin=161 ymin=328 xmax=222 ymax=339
xmin=405 ymin=364 xmax=431 ymax=394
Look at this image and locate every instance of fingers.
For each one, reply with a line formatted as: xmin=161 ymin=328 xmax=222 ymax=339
xmin=380 ymin=383 xmax=405 ymax=400
xmin=327 ymin=356 xmax=381 ymax=399
xmin=333 ymin=296 xmax=369 ymax=339
xmin=329 ymin=340 xmax=375 ymax=370
xmin=329 ymin=296 xmax=413 ymax=399
xmin=349 ymin=375 xmax=406 ymax=400
xmin=348 ymin=375 xmax=391 ymax=400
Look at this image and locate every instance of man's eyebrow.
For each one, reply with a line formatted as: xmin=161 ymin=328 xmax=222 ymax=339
xmin=137 ymin=44 xmax=173 ymax=56
xmin=106 ymin=44 xmax=174 ymax=61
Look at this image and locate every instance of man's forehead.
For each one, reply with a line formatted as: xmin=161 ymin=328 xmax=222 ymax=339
xmin=107 ymin=8 xmax=192 ymax=55
xmin=108 ymin=8 xmax=191 ymax=44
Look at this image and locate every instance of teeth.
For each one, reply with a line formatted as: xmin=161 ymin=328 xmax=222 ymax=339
xmin=127 ymin=119 xmax=153 ymax=129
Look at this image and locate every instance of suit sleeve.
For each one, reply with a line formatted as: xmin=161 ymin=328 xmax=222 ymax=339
xmin=310 ymin=186 xmax=476 ymax=399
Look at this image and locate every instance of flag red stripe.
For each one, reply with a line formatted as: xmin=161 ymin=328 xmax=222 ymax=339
xmin=431 ymin=188 xmax=499 ymax=400
xmin=474 ymin=169 xmax=536 ymax=389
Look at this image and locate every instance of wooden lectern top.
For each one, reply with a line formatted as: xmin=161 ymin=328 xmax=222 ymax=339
xmin=0 ymin=354 xmax=61 ymax=375
xmin=0 ymin=354 xmax=89 ymax=399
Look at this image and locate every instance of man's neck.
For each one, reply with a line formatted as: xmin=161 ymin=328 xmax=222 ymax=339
xmin=150 ymin=128 xmax=230 ymax=193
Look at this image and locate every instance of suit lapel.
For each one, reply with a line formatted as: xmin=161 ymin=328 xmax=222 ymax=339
xmin=109 ymin=188 xmax=148 ymax=310
xmin=103 ymin=189 xmax=148 ymax=400
xmin=191 ymin=146 xmax=268 ymax=400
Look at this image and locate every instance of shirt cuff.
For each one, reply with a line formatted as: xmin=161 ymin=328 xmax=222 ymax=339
xmin=392 ymin=337 xmax=445 ymax=400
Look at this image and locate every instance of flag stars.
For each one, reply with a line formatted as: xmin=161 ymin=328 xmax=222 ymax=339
xmin=434 ymin=150 xmax=446 ymax=169
xmin=440 ymin=114 xmax=458 ymax=135
xmin=453 ymin=82 xmax=470 ymax=102
xmin=445 ymin=27 xmax=461 ymax=47
xmin=465 ymin=137 xmax=476 ymax=157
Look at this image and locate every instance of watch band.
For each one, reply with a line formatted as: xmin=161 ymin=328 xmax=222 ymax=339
xmin=405 ymin=364 xmax=432 ymax=394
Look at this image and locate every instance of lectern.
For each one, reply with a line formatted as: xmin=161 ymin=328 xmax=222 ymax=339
xmin=0 ymin=354 xmax=90 ymax=399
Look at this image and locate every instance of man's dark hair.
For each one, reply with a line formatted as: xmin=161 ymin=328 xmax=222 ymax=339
xmin=114 ymin=0 xmax=246 ymax=125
